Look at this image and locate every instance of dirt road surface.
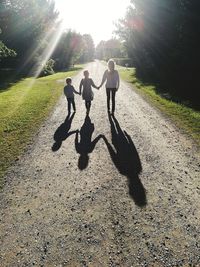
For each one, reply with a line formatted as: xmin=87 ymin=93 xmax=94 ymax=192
xmin=0 ymin=61 xmax=199 ymax=267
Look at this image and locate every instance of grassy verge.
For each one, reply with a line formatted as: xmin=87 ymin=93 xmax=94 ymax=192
xmin=118 ymin=66 xmax=200 ymax=146
xmin=0 ymin=66 xmax=83 ymax=187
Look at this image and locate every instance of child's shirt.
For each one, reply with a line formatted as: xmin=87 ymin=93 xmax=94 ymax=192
xmin=64 ymin=84 xmax=78 ymax=98
xmin=79 ymin=78 xmax=98 ymax=101
xmin=79 ymin=78 xmax=97 ymax=91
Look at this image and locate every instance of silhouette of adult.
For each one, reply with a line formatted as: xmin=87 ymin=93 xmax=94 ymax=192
xmin=102 ymin=114 xmax=147 ymax=207
xmin=99 ymin=59 xmax=120 ymax=114
xmin=75 ymin=115 xmax=103 ymax=170
xmin=52 ymin=112 xmax=76 ymax=151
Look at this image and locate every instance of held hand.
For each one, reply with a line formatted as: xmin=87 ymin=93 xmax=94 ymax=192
xmin=101 ymin=135 xmax=107 ymax=143
xmin=99 ymin=134 xmax=106 ymax=140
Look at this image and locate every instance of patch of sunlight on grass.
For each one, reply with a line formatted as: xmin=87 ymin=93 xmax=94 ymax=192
xmin=0 ymin=66 xmax=83 ymax=188
xmin=118 ymin=66 xmax=200 ymax=147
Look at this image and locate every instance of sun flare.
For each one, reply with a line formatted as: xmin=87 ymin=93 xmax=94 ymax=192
xmin=55 ymin=0 xmax=130 ymax=45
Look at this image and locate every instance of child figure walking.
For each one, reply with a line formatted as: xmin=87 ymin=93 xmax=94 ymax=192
xmin=79 ymin=70 xmax=98 ymax=115
xmin=64 ymin=77 xmax=80 ymax=113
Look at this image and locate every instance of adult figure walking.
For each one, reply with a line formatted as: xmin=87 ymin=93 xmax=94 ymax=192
xmin=99 ymin=59 xmax=120 ymax=114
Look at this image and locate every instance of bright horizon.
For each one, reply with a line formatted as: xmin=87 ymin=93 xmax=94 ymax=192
xmin=54 ymin=0 xmax=130 ymax=45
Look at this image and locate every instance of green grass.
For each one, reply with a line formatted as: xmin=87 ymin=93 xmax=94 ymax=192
xmin=0 ymin=66 xmax=83 ymax=187
xmin=118 ymin=66 xmax=200 ymax=147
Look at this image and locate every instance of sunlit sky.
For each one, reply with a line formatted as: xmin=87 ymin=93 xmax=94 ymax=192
xmin=55 ymin=0 xmax=130 ymax=45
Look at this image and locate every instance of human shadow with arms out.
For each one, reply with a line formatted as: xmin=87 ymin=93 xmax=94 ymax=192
xmin=52 ymin=112 xmax=76 ymax=152
xmin=102 ymin=114 xmax=147 ymax=207
xmin=75 ymin=115 xmax=103 ymax=170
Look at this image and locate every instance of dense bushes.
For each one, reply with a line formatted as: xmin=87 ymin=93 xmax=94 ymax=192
xmin=0 ymin=41 xmax=16 ymax=59
xmin=40 ymin=59 xmax=55 ymax=76
xmin=112 ymin=58 xmax=133 ymax=67
xmin=0 ymin=29 xmax=16 ymax=60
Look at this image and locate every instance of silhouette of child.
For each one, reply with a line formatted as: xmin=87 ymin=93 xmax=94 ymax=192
xmin=64 ymin=77 xmax=80 ymax=113
xmin=52 ymin=112 xmax=76 ymax=152
xmin=79 ymin=70 xmax=98 ymax=115
xmin=75 ymin=115 xmax=103 ymax=170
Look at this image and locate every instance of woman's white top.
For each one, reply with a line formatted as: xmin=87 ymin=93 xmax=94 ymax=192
xmin=101 ymin=69 xmax=120 ymax=89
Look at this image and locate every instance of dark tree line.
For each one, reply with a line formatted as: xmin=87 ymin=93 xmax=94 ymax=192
xmin=0 ymin=0 xmax=95 ymax=77
xmin=0 ymin=0 xmax=59 ymax=71
xmin=116 ymin=0 xmax=200 ymax=108
xmin=52 ymin=32 xmax=94 ymax=71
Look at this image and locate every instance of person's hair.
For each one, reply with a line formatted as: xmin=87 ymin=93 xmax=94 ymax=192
xmin=83 ymin=70 xmax=89 ymax=76
xmin=66 ymin=77 xmax=72 ymax=83
xmin=108 ymin=59 xmax=115 ymax=69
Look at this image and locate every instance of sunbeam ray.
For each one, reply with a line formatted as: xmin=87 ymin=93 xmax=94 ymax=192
xmin=27 ymin=22 xmax=64 ymax=89
xmin=33 ymin=22 xmax=64 ymax=78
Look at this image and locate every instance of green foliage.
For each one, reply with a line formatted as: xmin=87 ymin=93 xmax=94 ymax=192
xmin=53 ymin=31 xmax=95 ymax=71
xmin=95 ymin=39 xmax=126 ymax=61
xmin=0 ymin=1 xmax=94 ymax=79
xmin=0 ymin=28 xmax=16 ymax=59
xmin=112 ymin=58 xmax=133 ymax=67
xmin=0 ymin=0 xmax=59 ymax=72
xmin=116 ymin=0 xmax=200 ymax=108
xmin=0 ymin=40 xmax=16 ymax=59
xmin=79 ymin=34 xmax=95 ymax=63
xmin=0 ymin=66 xmax=83 ymax=187
xmin=40 ymin=58 xmax=55 ymax=76
xmin=52 ymin=30 xmax=82 ymax=70
xmin=119 ymin=66 xmax=200 ymax=146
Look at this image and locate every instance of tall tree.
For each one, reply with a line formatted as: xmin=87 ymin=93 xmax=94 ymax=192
xmin=95 ymin=41 xmax=106 ymax=60
xmin=116 ymin=0 xmax=200 ymax=106
xmin=52 ymin=30 xmax=83 ymax=70
xmin=0 ymin=0 xmax=59 ymax=72
xmin=95 ymin=38 xmax=126 ymax=61
xmin=79 ymin=34 xmax=95 ymax=63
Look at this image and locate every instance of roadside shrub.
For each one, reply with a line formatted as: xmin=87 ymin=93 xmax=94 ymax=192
xmin=112 ymin=58 xmax=133 ymax=67
xmin=40 ymin=59 xmax=55 ymax=76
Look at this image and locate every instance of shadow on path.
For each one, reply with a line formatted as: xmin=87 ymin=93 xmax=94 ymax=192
xmin=75 ymin=115 xmax=103 ymax=170
xmin=103 ymin=113 xmax=147 ymax=207
xmin=52 ymin=112 xmax=76 ymax=152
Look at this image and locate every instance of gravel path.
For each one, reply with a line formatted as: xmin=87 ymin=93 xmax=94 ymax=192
xmin=0 ymin=61 xmax=199 ymax=267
